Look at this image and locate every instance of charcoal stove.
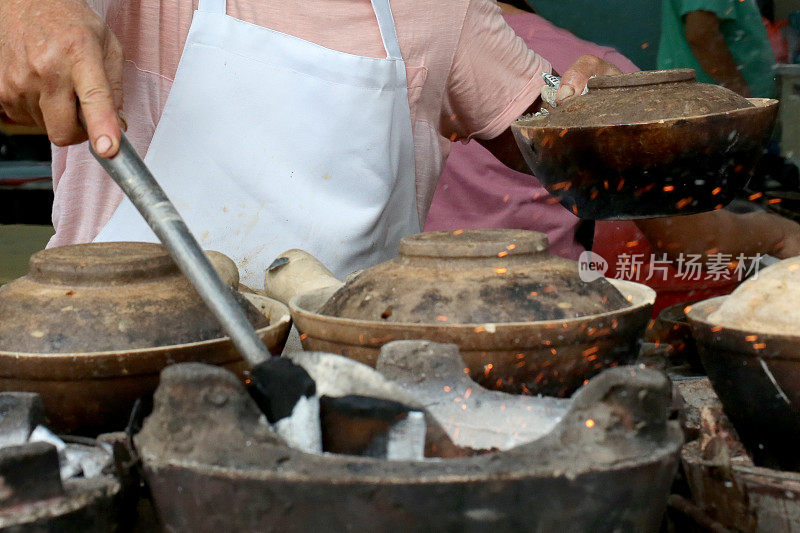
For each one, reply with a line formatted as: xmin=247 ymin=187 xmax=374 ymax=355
xmin=669 ymin=376 xmax=800 ymax=532
xmin=0 ymin=392 xmax=120 ymax=532
xmin=135 ymin=340 xmax=682 ymax=532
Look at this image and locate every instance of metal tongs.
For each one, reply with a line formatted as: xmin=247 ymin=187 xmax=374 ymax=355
xmin=90 ymin=129 xmax=305 ymax=418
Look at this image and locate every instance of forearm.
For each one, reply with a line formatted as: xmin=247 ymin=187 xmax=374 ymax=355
xmin=477 ymin=55 xmax=621 ymax=174
xmin=637 ymin=210 xmax=795 ymax=260
xmin=685 ymin=10 xmax=751 ymax=96
xmin=475 ymin=98 xmax=542 ymax=175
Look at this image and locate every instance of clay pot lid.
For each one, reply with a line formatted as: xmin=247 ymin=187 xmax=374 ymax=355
xmin=29 ymin=242 xmax=178 ymax=285
xmin=319 ymin=229 xmax=631 ymax=324
xmin=398 ymin=229 xmax=548 ymax=259
xmin=528 ymin=69 xmax=754 ymax=129
xmin=0 ymin=242 xmax=267 ymax=354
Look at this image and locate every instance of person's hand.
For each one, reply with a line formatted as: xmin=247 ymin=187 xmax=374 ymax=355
xmin=555 ymin=55 xmax=623 ymax=103
xmin=772 ymin=216 xmax=800 ymax=259
xmin=0 ymin=0 xmax=123 ymax=157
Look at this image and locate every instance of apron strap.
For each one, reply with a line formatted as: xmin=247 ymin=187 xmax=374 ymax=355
xmin=370 ymin=0 xmax=403 ymax=60
xmin=196 ymin=0 xmax=401 ymax=60
xmin=197 ymin=0 xmax=226 ymax=14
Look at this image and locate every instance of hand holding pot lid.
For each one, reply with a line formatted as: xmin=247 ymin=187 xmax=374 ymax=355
xmin=512 ymin=69 xmax=779 ymax=220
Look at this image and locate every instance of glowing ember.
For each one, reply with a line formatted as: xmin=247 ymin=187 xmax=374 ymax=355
xmin=676 ymin=197 xmax=692 ymax=209
xmin=585 ymin=419 xmax=596 ymax=428
xmin=453 ymin=229 xmax=464 ymax=235
xmin=753 ymin=343 xmax=766 ymax=350
xmin=436 ymin=315 xmax=448 ymax=322
xmin=443 ymin=386 xmax=451 ymax=392
xmin=711 ymin=187 xmax=722 ymax=195
xmin=507 ymin=244 xmax=516 ymax=250
xmin=498 ymin=251 xmax=508 ymax=258
xmin=300 ymin=333 xmax=308 ymax=340
xmin=494 ymin=267 xmax=508 ymax=274
xmin=749 ymin=192 xmax=763 ymax=201
xmin=683 ymin=305 xmax=693 ymax=315
xmin=745 ymin=335 xmax=758 ymax=342
xmin=663 ymin=185 xmax=675 ymax=192
xmin=711 ymin=326 xmax=722 ymax=332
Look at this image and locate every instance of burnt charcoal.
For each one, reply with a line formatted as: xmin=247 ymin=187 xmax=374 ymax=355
xmin=0 ymin=441 xmax=63 ymax=505
xmin=320 ymin=395 xmax=411 ymax=455
xmin=248 ymin=357 xmax=316 ymax=423
xmin=0 ymin=392 xmax=43 ymax=448
xmin=320 ymin=395 xmax=411 ymax=420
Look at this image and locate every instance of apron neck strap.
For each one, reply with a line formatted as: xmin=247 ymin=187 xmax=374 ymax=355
xmin=370 ymin=0 xmax=403 ymax=60
xmin=197 ymin=0 xmax=226 ymax=13
xmin=196 ymin=0 xmax=402 ymax=61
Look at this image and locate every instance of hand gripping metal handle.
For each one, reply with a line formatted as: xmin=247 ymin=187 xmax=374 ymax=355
xmin=89 ymin=134 xmax=273 ymax=367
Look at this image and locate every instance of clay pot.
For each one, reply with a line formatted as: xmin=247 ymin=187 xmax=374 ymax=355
xmin=0 ymin=242 xmax=267 ymax=353
xmin=265 ymin=230 xmax=655 ymax=397
xmin=318 ymin=229 xmax=630 ymax=324
xmin=0 ymin=242 xmax=292 ymax=434
xmin=512 ymin=69 xmax=779 ymax=220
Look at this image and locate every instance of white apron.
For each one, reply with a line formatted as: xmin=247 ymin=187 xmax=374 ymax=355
xmin=95 ymin=0 xmax=419 ymax=287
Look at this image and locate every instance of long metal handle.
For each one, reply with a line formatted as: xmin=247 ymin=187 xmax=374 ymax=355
xmin=89 ymin=134 xmax=272 ymax=367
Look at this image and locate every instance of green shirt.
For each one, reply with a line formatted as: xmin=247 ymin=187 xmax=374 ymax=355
xmin=657 ymin=0 xmax=776 ymax=97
